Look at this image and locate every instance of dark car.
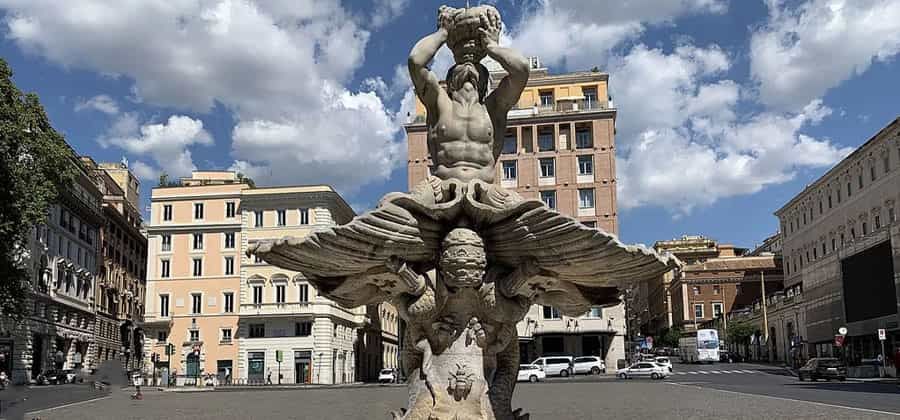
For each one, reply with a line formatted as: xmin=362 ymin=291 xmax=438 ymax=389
xmin=36 ymin=369 xmax=63 ymax=385
xmin=719 ymin=351 xmax=744 ymax=363
xmin=798 ymin=357 xmax=846 ymax=381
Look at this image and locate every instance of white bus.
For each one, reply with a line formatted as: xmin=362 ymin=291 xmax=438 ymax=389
xmin=679 ymin=329 xmax=720 ymax=363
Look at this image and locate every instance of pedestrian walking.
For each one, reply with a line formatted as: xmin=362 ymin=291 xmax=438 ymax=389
xmin=266 ymin=369 xmax=273 ymax=385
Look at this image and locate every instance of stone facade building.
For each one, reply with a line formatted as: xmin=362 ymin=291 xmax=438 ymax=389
xmin=775 ymin=116 xmax=900 ymax=362
xmin=82 ymin=159 xmax=147 ymax=368
xmin=2 ymin=156 xmax=103 ymax=384
xmin=142 ymin=171 xmax=371 ymax=385
xmin=405 ymin=57 xmax=626 ymax=369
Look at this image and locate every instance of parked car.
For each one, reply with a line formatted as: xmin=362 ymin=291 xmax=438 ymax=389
xmin=530 ymin=356 xmax=574 ymax=377
xmin=60 ymin=369 xmax=81 ymax=384
xmin=798 ymin=358 xmax=847 ymax=381
xmin=573 ymin=356 xmax=606 ymax=375
xmin=36 ymin=369 xmax=63 ymax=385
xmin=378 ymin=368 xmax=397 ymax=383
xmin=517 ymin=364 xmax=546 ymax=382
xmin=617 ymin=362 xmax=669 ymax=380
xmin=654 ymin=357 xmax=673 ymax=373
xmin=719 ymin=351 xmax=744 ymax=363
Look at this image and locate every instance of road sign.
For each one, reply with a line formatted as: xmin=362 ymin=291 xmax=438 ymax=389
xmin=838 ymin=327 xmax=848 ymax=335
xmin=834 ymin=335 xmax=845 ymax=347
xmin=878 ymin=329 xmax=886 ymax=340
xmin=276 ymin=350 xmax=283 ymax=363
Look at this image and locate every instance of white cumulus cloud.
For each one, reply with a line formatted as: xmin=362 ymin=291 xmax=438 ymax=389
xmin=74 ymin=94 xmax=119 ymax=115
xmin=750 ymin=0 xmax=900 ymax=110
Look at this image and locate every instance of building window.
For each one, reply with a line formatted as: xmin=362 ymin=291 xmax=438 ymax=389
xmin=192 ymin=258 xmax=202 ymax=276
xmin=224 ymin=256 xmax=234 ymax=275
xmin=828 ymin=195 xmax=833 ymax=209
xmin=890 ymin=208 xmax=896 ymax=223
xmin=502 ymin=133 xmax=517 ymax=154
xmin=226 ymin=201 xmax=236 ymax=218
xmin=191 ymin=293 xmax=202 ymax=314
xmin=194 ymin=203 xmax=204 ymax=220
xmin=586 ymin=306 xmax=603 ymax=318
xmin=694 ymin=304 xmax=704 ymax=319
xmin=295 ymin=322 xmax=312 ymax=337
xmin=847 ymin=181 xmax=852 ymax=197
xmin=163 ymin=205 xmax=173 ymax=221
xmin=502 ymin=161 xmax=517 ymax=180
xmin=299 ymin=284 xmax=309 ymax=302
xmin=578 ymin=188 xmax=595 ymax=209
xmin=254 ymin=211 xmax=263 ymax=227
xmin=224 ymin=292 xmax=234 ymax=313
xmin=862 ymin=222 xmax=868 ymax=235
xmin=885 ymin=155 xmax=891 ymax=174
xmin=249 ymin=323 xmax=265 ymax=338
xmin=160 ymin=260 xmax=171 ymax=278
xmin=277 ymin=209 xmax=286 ymax=226
xmin=822 ymin=242 xmax=826 ymax=255
xmin=161 ymin=234 xmax=172 ymax=252
xmin=837 ymin=188 xmax=842 ymax=202
xmin=224 ymin=232 xmax=235 ymax=249
xmin=540 ymin=190 xmax=556 ymax=209
xmin=813 ymin=247 xmax=817 ymax=260
xmin=253 ymin=286 xmax=263 ymax=305
xmin=192 ymin=233 xmax=203 ymax=250
xmin=575 ymin=129 xmax=593 ymax=149
xmin=692 ymin=286 xmax=700 ymax=295
xmin=539 ymin=158 xmax=555 ymax=177
xmin=539 ymin=90 xmax=554 ymax=107
xmin=840 ymin=233 xmax=845 ymax=246
xmin=858 ymin=174 xmax=864 ymax=189
xmin=713 ymin=285 xmax=720 ymax=295
xmin=537 ymin=132 xmax=555 ymax=151
xmin=875 ymin=215 xmax=881 ymax=229
xmin=542 ymin=305 xmax=561 ymax=319
xmin=831 ymin=238 xmax=836 ymax=251
xmin=157 ymin=331 xmax=168 ymax=342
xmin=276 ymin=284 xmax=286 ymax=303
xmin=254 ymin=255 xmax=263 ymax=264
xmin=299 ymin=208 xmax=310 ymax=225
xmin=819 ymin=201 xmax=823 ymax=214
xmin=582 ymin=86 xmax=598 ymax=108
xmin=221 ymin=328 xmax=232 ymax=342
xmin=189 ymin=330 xmax=200 ymax=342
xmin=712 ymin=303 xmax=723 ymax=318
xmin=577 ymin=155 xmax=593 ymax=175
xmin=850 ymin=228 xmax=856 ymax=239
xmin=160 ymin=295 xmax=169 ymax=317
xmin=871 ymin=165 xmax=877 ymax=181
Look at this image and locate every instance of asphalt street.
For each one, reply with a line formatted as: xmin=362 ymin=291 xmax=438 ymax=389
xmin=16 ymin=362 xmax=900 ymax=420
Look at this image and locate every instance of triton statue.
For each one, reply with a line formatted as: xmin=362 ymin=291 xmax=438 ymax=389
xmin=249 ymin=5 xmax=678 ymax=420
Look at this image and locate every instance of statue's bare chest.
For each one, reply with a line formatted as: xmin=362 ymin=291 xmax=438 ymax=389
xmin=432 ymin=102 xmax=493 ymax=144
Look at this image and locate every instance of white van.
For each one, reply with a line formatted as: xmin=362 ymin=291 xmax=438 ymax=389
xmin=530 ymin=356 xmax=574 ymax=377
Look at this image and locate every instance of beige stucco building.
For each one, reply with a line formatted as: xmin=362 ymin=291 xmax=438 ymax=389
xmin=404 ymin=57 xmax=626 ymax=369
xmin=775 ymin=116 xmax=900 ymax=362
xmin=142 ymin=171 xmax=371 ymax=384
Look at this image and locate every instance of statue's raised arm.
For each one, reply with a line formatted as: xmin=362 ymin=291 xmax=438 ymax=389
xmin=407 ymin=7 xmax=452 ymax=117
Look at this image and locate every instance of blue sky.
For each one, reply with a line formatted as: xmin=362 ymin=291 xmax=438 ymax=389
xmin=1 ymin=0 xmax=898 ymax=249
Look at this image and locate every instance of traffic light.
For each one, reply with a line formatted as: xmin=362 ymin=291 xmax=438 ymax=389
xmin=166 ymin=343 xmax=175 ymax=356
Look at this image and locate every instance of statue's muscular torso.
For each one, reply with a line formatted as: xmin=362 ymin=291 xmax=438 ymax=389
xmin=427 ymin=93 xmax=503 ymax=184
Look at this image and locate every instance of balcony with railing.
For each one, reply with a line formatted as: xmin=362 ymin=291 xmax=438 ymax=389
xmin=409 ymin=97 xmax=611 ymax=125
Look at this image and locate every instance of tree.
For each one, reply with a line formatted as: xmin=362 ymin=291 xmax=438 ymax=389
xmin=726 ymin=321 xmax=755 ymax=348
xmin=0 ymin=58 xmax=76 ymax=322
xmin=657 ymin=326 xmax=683 ymax=348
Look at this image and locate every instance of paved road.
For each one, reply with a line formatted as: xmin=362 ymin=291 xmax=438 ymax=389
xmin=1 ymin=383 xmax=110 ymax=420
xmin=22 ymin=367 xmax=900 ymax=420
xmin=666 ymin=361 xmax=900 ymax=415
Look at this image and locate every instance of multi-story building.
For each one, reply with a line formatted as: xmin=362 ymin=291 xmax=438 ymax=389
xmin=3 ymin=156 xmax=103 ymax=384
xmin=237 ymin=185 xmax=362 ymax=385
xmin=142 ymin=171 xmax=368 ymax=385
xmin=81 ymin=159 xmax=147 ymax=368
xmin=405 ymin=57 xmax=626 ymax=369
xmin=775 ymin=116 xmax=900 ymax=362
xmin=640 ymin=236 xmax=725 ymax=338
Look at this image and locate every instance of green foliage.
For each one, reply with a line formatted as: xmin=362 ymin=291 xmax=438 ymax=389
xmin=0 ymin=58 xmax=76 ymax=322
xmin=236 ymin=172 xmax=256 ymax=188
xmin=657 ymin=326 xmax=683 ymax=348
xmin=727 ymin=321 xmax=755 ymax=345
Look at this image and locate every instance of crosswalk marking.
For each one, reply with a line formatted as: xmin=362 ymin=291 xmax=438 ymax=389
xmin=670 ymin=369 xmax=762 ymax=376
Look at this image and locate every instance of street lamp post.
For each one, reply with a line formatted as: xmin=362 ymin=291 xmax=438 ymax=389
xmin=760 ymin=271 xmax=770 ymax=362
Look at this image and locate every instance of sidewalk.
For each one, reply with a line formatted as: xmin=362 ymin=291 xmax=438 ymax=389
xmin=159 ymin=381 xmax=405 ymax=392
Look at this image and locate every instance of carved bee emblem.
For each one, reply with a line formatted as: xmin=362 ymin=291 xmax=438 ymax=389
xmin=447 ymin=363 xmax=475 ymax=401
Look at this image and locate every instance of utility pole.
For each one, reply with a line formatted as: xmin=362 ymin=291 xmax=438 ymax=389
xmin=760 ymin=271 xmax=770 ymax=362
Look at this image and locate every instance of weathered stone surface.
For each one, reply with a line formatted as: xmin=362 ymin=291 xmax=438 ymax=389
xmin=248 ymin=5 xmax=678 ymax=419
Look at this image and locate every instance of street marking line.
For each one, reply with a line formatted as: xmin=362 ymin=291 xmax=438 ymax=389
xmin=687 ymin=372 xmax=698 ymax=374
xmin=697 ymin=371 xmax=709 ymax=374
xmin=667 ymin=382 xmax=900 ymax=417
xmin=710 ymin=371 xmax=722 ymax=374
xmin=26 ymin=395 xmax=111 ymax=415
